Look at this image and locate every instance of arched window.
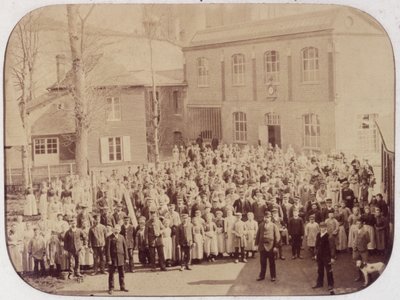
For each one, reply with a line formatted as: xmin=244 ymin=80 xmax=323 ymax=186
xmin=232 ymin=54 xmax=245 ymax=85
xmin=264 ymin=51 xmax=280 ymax=83
xmin=197 ymin=57 xmax=209 ymax=87
xmin=303 ymin=113 xmax=320 ymax=148
xmin=301 ymin=47 xmax=319 ymax=82
xmin=233 ymin=112 xmax=247 ymax=142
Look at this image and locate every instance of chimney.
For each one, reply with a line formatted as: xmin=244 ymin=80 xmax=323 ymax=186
xmin=56 ymin=54 xmax=66 ymax=85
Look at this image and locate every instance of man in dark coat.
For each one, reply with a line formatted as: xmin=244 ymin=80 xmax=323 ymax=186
xmin=88 ymin=214 xmax=108 ymax=274
xmin=63 ymin=218 xmax=86 ymax=278
xmin=145 ymin=209 xmax=167 ymax=271
xmin=341 ymin=181 xmax=355 ymax=210
xmin=288 ymin=209 xmax=305 ymax=259
xmin=106 ymin=224 xmax=129 ymax=295
xmin=176 ymin=213 xmax=193 ymax=271
xmin=312 ymin=222 xmax=334 ymax=291
xmin=120 ymin=216 xmax=136 ymax=272
xmin=233 ymin=189 xmax=252 ymax=222
xmin=255 ymin=211 xmax=281 ymax=282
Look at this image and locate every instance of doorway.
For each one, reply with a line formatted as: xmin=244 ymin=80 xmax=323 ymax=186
xmin=268 ymin=125 xmax=281 ymax=148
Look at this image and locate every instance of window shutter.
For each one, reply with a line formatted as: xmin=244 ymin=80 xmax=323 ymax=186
xmin=100 ymin=137 xmax=109 ymax=163
xmin=122 ymin=136 xmax=131 ymax=162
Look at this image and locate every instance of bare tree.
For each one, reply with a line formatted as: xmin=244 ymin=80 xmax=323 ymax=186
xmin=9 ymin=11 xmax=41 ymax=187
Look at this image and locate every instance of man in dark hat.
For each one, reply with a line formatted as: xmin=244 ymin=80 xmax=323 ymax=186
xmin=88 ymin=214 xmax=108 ymax=275
xmin=145 ymin=208 xmax=167 ymax=271
xmin=106 ymin=224 xmax=129 ymax=294
xmin=255 ymin=211 xmax=281 ymax=282
xmin=312 ymin=222 xmax=334 ymax=291
xmin=176 ymin=213 xmax=193 ymax=271
xmin=120 ymin=216 xmax=136 ymax=272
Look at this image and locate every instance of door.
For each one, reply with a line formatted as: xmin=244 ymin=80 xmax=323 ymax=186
xmin=268 ymin=125 xmax=281 ymax=148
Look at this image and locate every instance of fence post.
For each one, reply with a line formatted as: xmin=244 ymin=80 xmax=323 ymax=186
xmin=47 ymin=164 xmax=51 ymax=182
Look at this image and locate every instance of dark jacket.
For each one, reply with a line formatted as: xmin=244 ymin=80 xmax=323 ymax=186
xmin=233 ymin=198 xmax=252 ymax=221
xmin=255 ymin=221 xmax=280 ymax=252
xmin=288 ymin=217 xmax=305 ymax=236
xmin=88 ymin=223 xmax=107 ymax=248
xmin=176 ymin=223 xmax=193 ymax=247
xmin=105 ymin=234 xmax=128 ymax=266
xmin=353 ymin=227 xmax=370 ymax=252
xmin=63 ymin=228 xmax=85 ymax=255
xmin=121 ymin=224 xmax=136 ymax=249
xmin=315 ymin=232 xmax=331 ymax=263
xmin=145 ymin=218 xmax=164 ymax=247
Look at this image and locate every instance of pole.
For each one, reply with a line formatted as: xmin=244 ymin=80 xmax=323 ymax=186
xmin=47 ymin=164 xmax=51 ymax=182
xmin=8 ymin=166 xmax=13 ymax=185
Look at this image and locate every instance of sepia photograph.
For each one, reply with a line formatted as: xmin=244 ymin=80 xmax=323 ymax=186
xmin=3 ymin=2 xmax=396 ymax=297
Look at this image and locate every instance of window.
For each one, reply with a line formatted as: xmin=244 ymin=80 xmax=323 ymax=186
xmin=108 ymin=137 xmax=122 ymax=161
xmin=197 ymin=57 xmax=209 ymax=87
xmin=303 ymin=113 xmax=320 ymax=148
xmin=301 ymin=47 xmax=319 ymax=82
xmin=233 ymin=112 xmax=247 ymax=142
xmin=100 ymin=136 xmax=131 ymax=163
xmin=264 ymin=51 xmax=280 ymax=83
xmin=34 ymin=138 xmax=58 ymax=155
xmin=265 ymin=112 xmax=280 ymax=125
xmin=358 ymin=114 xmax=378 ymax=153
xmin=106 ymin=97 xmax=121 ymax=121
xmin=173 ymin=91 xmax=181 ymax=114
xmin=232 ymin=54 xmax=245 ymax=85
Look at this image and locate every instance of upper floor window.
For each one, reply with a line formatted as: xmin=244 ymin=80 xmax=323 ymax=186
xmin=301 ymin=47 xmax=319 ymax=82
xmin=233 ymin=111 xmax=247 ymax=142
xmin=303 ymin=113 xmax=320 ymax=149
xmin=197 ymin=57 xmax=209 ymax=87
xmin=106 ymin=97 xmax=121 ymax=121
xmin=264 ymin=51 xmax=280 ymax=83
xmin=358 ymin=114 xmax=379 ymax=153
xmin=34 ymin=137 xmax=58 ymax=155
xmin=232 ymin=54 xmax=245 ymax=86
xmin=265 ymin=112 xmax=280 ymax=126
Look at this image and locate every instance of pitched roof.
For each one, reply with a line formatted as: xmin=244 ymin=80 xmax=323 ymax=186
xmin=189 ymin=8 xmax=341 ymax=47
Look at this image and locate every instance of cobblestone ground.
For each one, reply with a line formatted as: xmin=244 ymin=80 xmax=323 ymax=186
xmin=53 ymin=245 xmax=386 ymax=297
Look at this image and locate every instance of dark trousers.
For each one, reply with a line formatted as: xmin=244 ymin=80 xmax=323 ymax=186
xmin=180 ymin=246 xmax=191 ymax=267
xmin=49 ymin=264 xmax=61 ymax=276
xmin=33 ymin=258 xmax=46 ymax=276
xmin=108 ymin=265 xmax=125 ymax=290
xmin=291 ymin=235 xmax=302 ymax=256
xmin=139 ymin=248 xmax=150 ymax=264
xmin=93 ymin=246 xmax=105 ymax=272
xmin=259 ymin=250 xmax=276 ymax=279
xmin=67 ymin=252 xmax=81 ymax=275
xmin=328 ymin=235 xmax=337 ymax=258
xmin=235 ymin=247 xmax=245 ymax=261
xmin=149 ymin=246 xmax=166 ymax=269
xmin=125 ymin=248 xmax=134 ymax=271
xmin=316 ymin=259 xmax=334 ymax=287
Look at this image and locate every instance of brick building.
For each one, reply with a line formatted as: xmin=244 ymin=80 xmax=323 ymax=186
xmin=182 ymin=7 xmax=394 ymax=165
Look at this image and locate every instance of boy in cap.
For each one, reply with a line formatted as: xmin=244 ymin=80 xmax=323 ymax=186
xmin=312 ymin=222 xmax=334 ymax=291
xmin=288 ymin=209 xmax=304 ymax=259
xmin=233 ymin=212 xmax=247 ymax=263
xmin=176 ymin=213 xmax=193 ymax=271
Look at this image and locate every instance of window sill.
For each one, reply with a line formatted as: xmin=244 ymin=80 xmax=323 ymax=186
xmin=301 ymin=81 xmax=320 ymax=85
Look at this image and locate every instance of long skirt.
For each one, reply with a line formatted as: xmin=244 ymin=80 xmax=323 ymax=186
xmin=163 ymin=237 xmax=173 ymax=260
xmin=364 ymin=224 xmax=376 ymax=250
xmin=79 ymin=247 xmax=94 ymax=266
xmin=225 ymin=231 xmax=235 ymax=254
xmin=24 ymin=198 xmax=38 ymax=216
xmin=9 ymin=245 xmax=23 ymax=272
xmin=348 ymin=224 xmax=358 ymax=249
xmin=216 ymin=231 xmax=226 ymax=254
xmin=204 ymin=233 xmax=218 ymax=256
xmin=349 ymin=183 xmax=359 ymax=199
xmin=245 ymin=230 xmax=257 ymax=251
xmin=38 ymin=196 xmax=48 ymax=220
xmin=375 ymin=229 xmax=386 ymax=251
xmin=192 ymin=233 xmax=204 ymax=260
xmin=59 ymin=250 xmax=69 ymax=271
xmin=22 ymin=243 xmax=34 ymax=272
xmin=336 ymin=225 xmax=348 ymax=251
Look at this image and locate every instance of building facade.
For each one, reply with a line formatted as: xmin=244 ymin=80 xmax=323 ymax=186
xmin=183 ymin=7 xmax=394 ymax=165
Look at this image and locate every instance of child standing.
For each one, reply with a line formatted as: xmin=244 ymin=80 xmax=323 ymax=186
xmin=305 ymin=215 xmax=320 ymax=258
xmin=191 ymin=218 xmax=204 ymax=262
xmin=245 ymin=212 xmax=258 ymax=259
xmin=203 ymin=214 xmax=218 ymax=262
xmin=233 ymin=212 xmax=247 ymax=263
xmin=135 ymin=217 xmax=150 ymax=265
xmin=224 ymin=208 xmax=236 ymax=257
xmin=162 ymin=218 xmax=173 ymax=266
xmin=214 ymin=210 xmax=225 ymax=258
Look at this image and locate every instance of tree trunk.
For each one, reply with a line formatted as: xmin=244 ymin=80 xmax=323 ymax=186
xmin=67 ymin=5 xmax=89 ymax=177
xmin=21 ymin=145 xmax=30 ymax=188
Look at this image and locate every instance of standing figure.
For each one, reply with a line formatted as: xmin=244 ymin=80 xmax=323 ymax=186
xmin=305 ymin=215 xmax=320 ymax=257
xmin=191 ymin=217 xmax=205 ymax=262
xmin=224 ymin=208 xmax=236 ymax=256
xmin=88 ymin=214 xmax=107 ymax=275
xmin=203 ymin=214 xmax=218 ymax=262
xmin=120 ymin=216 xmax=136 ymax=272
xmin=106 ymin=224 xmax=129 ymax=295
xmin=176 ymin=213 xmax=193 ymax=271
xmin=145 ymin=209 xmax=167 ymax=271
xmin=255 ymin=211 xmax=280 ymax=282
xmin=162 ymin=218 xmax=173 ymax=266
xmin=24 ymin=188 xmax=38 ymax=217
xmin=288 ymin=210 xmax=304 ymax=259
xmin=352 ymin=220 xmax=370 ymax=282
xmin=28 ymin=228 xmax=46 ymax=277
xmin=63 ymin=218 xmax=85 ymax=278
xmin=312 ymin=222 xmax=334 ymax=291
xmin=214 ymin=210 xmax=226 ymax=258
xmin=245 ymin=212 xmax=258 ymax=259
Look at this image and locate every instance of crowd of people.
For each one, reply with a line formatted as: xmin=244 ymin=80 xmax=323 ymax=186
xmin=7 ymin=142 xmax=391 ymax=292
